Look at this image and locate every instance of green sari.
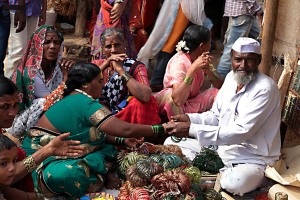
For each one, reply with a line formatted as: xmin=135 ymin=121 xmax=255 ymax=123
xmin=22 ymin=93 xmax=117 ymax=199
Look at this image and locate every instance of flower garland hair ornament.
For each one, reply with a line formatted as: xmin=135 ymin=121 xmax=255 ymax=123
xmin=43 ymin=82 xmax=67 ymax=111
xmin=176 ymin=40 xmax=190 ymax=53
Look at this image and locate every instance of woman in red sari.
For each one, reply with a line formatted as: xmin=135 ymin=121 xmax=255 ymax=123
xmin=92 ymin=28 xmax=160 ymax=126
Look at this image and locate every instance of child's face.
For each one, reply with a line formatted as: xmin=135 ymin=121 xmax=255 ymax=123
xmin=0 ymin=147 xmax=17 ymax=186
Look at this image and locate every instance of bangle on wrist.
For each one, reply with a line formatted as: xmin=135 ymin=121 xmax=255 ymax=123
xmin=183 ymin=76 xmax=193 ymax=85
xmin=115 ymin=137 xmax=126 ymax=146
xmin=207 ymin=74 xmax=218 ymax=82
xmin=121 ymin=72 xmax=132 ymax=83
xmin=151 ymin=125 xmax=165 ymax=137
xmin=23 ymin=155 xmax=37 ymax=173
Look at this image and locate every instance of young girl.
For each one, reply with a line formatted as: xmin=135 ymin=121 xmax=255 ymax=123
xmin=0 ymin=134 xmax=40 ymax=199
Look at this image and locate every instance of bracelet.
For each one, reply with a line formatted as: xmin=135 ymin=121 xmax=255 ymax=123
xmin=121 ymin=72 xmax=132 ymax=83
xmin=151 ymin=125 xmax=165 ymax=137
xmin=183 ymin=76 xmax=193 ymax=85
xmin=207 ymin=74 xmax=218 ymax=82
xmin=115 ymin=137 xmax=126 ymax=146
xmin=23 ymin=156 xmax=37 ymax=173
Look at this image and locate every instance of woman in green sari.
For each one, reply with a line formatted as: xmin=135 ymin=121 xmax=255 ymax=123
xmin=22 ymin=62 xmax=166 ymax=199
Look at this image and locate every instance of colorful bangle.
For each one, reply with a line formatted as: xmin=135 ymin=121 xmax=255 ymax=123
xmin=23 ymin=156 xmax=37 ymax=173
xmin=183 ymin=76 xmax=193 ymax=85
xmin=151 ymin=125 xmax=165 ymax=137
xmin=115 ymin=137 xmax=126 ymax=146
xmin=121 ymin=72 xmax=132 ymax=83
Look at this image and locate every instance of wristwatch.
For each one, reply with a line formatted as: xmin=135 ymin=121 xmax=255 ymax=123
xmin=115 ymin=0 xmax=124 ymax=4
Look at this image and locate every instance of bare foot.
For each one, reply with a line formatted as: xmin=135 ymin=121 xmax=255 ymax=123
xmin=105 ymin=173 xmax=121 ymax=189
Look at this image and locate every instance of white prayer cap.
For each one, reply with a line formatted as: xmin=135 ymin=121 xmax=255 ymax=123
xmin=232 ymin=37 xmax=260 ymax=54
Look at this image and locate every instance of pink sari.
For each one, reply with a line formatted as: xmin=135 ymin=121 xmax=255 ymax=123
xmin=154 ymin=52 xmax=218 ymax=121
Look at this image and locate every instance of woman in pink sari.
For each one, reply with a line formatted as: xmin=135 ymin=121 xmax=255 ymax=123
xmin=154 ymin=25 xmax=223 ymax=122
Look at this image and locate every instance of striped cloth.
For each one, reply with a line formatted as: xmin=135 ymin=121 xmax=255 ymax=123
xmin=224 ymin=0 xmax=262 ymax=17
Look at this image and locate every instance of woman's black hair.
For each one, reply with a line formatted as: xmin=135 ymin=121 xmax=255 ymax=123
xmin=181 ymin=25 xmax=211 ymax=53
xmin=0 ymin=76 xmax=18 ymax=97
xmin=64 ymin=62 xmax=101 ymax=96
xmin=0 ymin=134 xmax=17 ymax=151
xmin=100 ymin=27 xmax=125 ymax=46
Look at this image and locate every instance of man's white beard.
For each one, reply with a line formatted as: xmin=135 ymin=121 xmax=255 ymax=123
xmin=233 ymin=71 xmax=257 ymax=85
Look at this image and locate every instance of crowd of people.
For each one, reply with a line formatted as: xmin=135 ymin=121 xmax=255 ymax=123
xmin=0 ymin=0 xmax=284 ymax=199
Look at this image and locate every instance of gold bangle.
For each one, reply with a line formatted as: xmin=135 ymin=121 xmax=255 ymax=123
xmin=23 ymin=156 xmax=37 ymax=173
xmin=121 ymin=72 xmax=132 ymax=83
xmin=183 ymin=76 xmax=193 ymax=85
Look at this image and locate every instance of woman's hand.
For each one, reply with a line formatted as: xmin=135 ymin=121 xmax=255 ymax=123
xmin=191 ymin=52 xmax=214 ymax=72
xmin=124 ymin=138 xmax=143 ymax=149
xmin=46 ymin=132 xmax=84 ymax=157
xmin=110 ymin=3 xmax=126 ymax=24
xmin=111 ymin=60 xmax=125 ymax=75
xmin=59 ymin=59 xmax=75 ymax=80
xmin=107 ymin=53 xmax=127 ymax=63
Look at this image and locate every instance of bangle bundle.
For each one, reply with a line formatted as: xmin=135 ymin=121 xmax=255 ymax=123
xmin=23 ymin=155 xmax=37 ymax=173
xmin=183 ymin=76 xmax=193 ymax=85
xmin=151 ymin=125 xmax=165 ymax=137
xmin=121 ymin=72 xmax=132 ymax=83
xmin=115 ymin=137 xmax=126 ymax=146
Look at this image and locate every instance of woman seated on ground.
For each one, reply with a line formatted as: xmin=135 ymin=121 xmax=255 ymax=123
xmin=0 ymin=76 xmax=83 ymax=199
xmin=22 ymin=62 xmax=167 ymax=199
xmin=8 ymin=25 xmax=75 ymax=137
xmin=154 ymin=25 xmax=223 ymax=122
xmin=92 ymin=27 xmax=160 ymax=125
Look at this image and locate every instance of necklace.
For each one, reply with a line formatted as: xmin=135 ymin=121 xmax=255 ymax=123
xmin=74 ymin=89 xmax=94 ymax=99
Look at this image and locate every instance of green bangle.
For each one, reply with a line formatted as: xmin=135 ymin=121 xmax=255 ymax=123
xmin=151 ymin=125 xmax=165 ymax=137
xmin=207 ymin=74 xmax=218 ymax=82
xmin=115 ymin=137 xmax=125 ymax=146
xmin=183 ymin=76 xmax=193 ymax=85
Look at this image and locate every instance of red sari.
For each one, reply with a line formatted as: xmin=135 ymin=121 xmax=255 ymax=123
xmin=92 ymin=59 xmax=161 ymax=125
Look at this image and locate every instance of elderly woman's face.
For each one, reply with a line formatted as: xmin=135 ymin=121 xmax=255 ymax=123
xmin=0 ymin=92 xmax=19 ymax=128
xmin=103 ymin=34 xmax=126 ymax=58
xmin=43 ymin=32 xmax=61 ymax=61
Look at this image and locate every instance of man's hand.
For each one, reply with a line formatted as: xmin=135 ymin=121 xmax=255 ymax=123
xmin=165 ymin=121 xmax=190 ymax=138
xmin=14 ymin=10 xmax=26 ymax=33
xmin=170 ymin=114 xmax=190 ymax=122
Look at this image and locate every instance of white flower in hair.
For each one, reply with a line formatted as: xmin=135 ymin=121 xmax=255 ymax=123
xmin=176 ymin=40 xmax=190 ymax=53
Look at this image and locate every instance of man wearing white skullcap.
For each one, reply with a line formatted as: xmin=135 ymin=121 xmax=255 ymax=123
xmin=164 ymin=37 xmax=281 ymax=196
